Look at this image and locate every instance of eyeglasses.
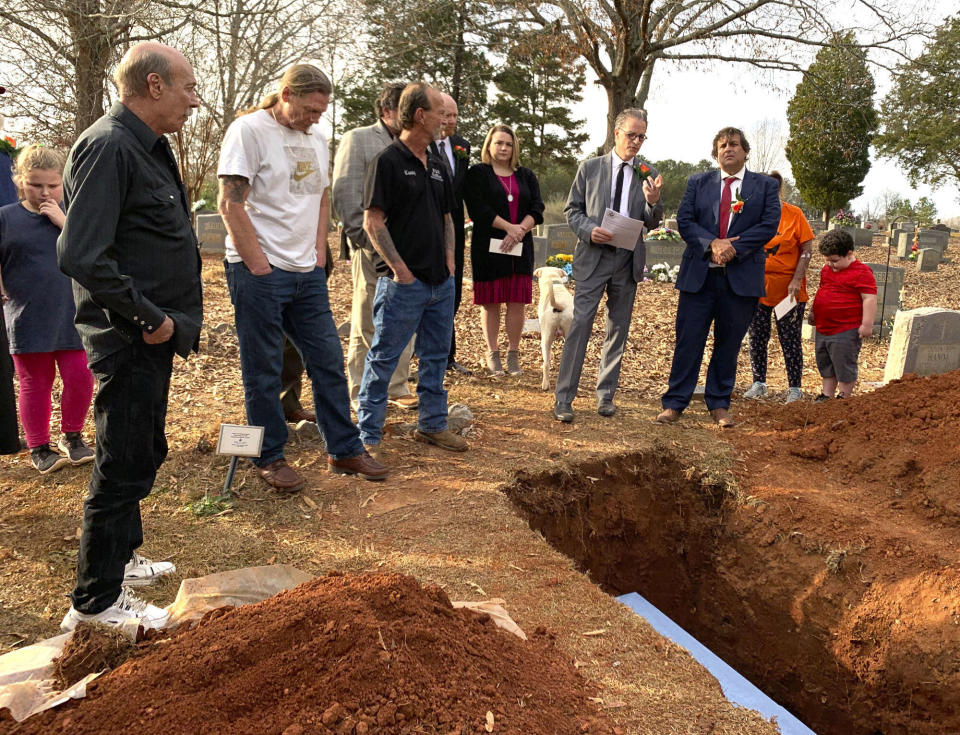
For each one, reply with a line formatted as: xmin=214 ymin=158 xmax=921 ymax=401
xmin=618 ymin=131 xmax=648 ymax=143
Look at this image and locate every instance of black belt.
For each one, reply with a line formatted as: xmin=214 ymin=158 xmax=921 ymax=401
xmin=708 ymin=265 xmax=727 ymax=276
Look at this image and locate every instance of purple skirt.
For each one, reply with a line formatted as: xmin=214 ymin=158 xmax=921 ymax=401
xmin=473 ymin=273 xmax=533 ymax=305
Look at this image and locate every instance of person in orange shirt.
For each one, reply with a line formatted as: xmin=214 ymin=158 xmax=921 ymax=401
xmin=742 ymin=171 xmax=814 ymax=403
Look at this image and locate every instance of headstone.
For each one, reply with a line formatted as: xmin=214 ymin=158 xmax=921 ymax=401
xmin=917 ymin=229 xmax=949 ymax=252
xmin=917 ymin=248 xmax=940 ymax=272
xmin=532 ymin=236 xmax=550 ymax=268
xmin=644 ymin=240 xmax=685 ymax=271
xmin=810 ymin=220 xmax=827 ymax=234
xmin=828 ymin=224 xmax=873 ymax=247
xmin=665 ymin=218 xmax=678 ymax=230
xmin=883 ymin=307 xmax=960 ymax=383
xmin=196 ymin=213 xmax=227 ymax=252
xmin=864 ymin=262 xmax=904 ymax=328
xmin=541 ymin=223 xmax=579 ymax=257
xmin=895 ymin=231 xmax=913 ymax=259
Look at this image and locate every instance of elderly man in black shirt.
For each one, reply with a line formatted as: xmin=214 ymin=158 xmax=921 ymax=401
xmin=57 ymin=41 xmax=202 ymax=632
xmin=357 ymin=83 xmax=467 ymax=453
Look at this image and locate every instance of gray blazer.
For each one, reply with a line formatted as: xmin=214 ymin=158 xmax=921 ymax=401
xmin=331 ymin=120 xmax=393 ymax=256
xmin=564 ymin=154 xmax=664 ymax=283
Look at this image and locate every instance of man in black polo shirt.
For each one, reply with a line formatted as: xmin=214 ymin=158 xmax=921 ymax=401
xmin=57 ymin=42 xmax=203 ymax=632
xmin=357 ymin=83 xmax=467 ymax=453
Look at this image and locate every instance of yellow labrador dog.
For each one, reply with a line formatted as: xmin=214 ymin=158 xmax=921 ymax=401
xmin=533 ymin=266 xmax=574 ymax=390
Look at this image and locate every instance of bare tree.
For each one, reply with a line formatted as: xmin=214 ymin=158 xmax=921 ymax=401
xmin=519 ymin=0 xmax=931 ymax=150
xmin=169 ymin=0 xmax=352 ymax=202
xmin=0 ymin=1 xmax=194 ymax=141
xmin=748 ymin=118 xmax=786 ymax=174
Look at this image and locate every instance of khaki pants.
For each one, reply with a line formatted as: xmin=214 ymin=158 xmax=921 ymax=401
xmin=346 ymin=247 xmax=414 ymax=405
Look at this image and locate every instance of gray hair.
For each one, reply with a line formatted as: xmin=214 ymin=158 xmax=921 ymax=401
xmin=613 ymin=108 xmax=648 ymax=131
xmin=398 ymin=82 xmax=432 ymax=130
xmin=114 ymin=48 xmax=172 ymax=98
xmin=375 ymin=81 xmax=406 ymax=117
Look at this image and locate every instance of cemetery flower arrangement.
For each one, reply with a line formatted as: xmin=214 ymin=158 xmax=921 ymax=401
xmin=649 ymin=262 xmax=680 ymax=283
xmin=545 ymin=253 xmax=574 ymax=281
xmin=646 ymin=226 xmax=682 ymax=242
xmin=831 ymin=210 xmax=858 ymax=227
xmin=0 ymin=136 xmax=18 ymax=158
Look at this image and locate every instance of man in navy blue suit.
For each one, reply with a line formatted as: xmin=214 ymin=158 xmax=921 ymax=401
xmin=657 ymin=127 xmax=780 ymax=428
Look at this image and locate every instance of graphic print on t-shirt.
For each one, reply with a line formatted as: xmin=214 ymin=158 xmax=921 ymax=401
xmin=284 ymin=146 xmax=322 ymax=195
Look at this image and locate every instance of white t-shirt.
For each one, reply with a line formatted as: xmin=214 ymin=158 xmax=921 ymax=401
xmin=218 ymin=109 xmax=329 ymax=272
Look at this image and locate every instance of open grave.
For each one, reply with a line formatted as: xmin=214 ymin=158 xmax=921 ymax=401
xmin=505 ymin=370 xmax=960 ymax=735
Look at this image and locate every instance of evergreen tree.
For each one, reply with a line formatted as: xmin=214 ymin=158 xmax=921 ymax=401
xmin=334 ymin=0 xmax=493 ymax=144
xmin=785 ymin=33 xmax=877 ymax=224
xmin=875 ymin=16 xmax=960 ymax=196
xmin=488 ymin=29 xmax=588 ymax=176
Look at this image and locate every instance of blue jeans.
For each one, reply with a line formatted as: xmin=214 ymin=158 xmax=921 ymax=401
xmin=358 ymin=276 xmax=454 ymax=445
xmin=225 ymin=262 xmax=363 ymax=464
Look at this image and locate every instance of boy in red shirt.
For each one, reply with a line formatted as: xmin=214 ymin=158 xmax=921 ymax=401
xmin=808 ymin=229 xmax=877 ymax=401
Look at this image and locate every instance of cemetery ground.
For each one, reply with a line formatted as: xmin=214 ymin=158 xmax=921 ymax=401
xmin=1 ymin=233 xmax=959 ymax=734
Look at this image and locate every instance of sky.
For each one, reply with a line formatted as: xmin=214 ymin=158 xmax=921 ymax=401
xmin=571 ymin=6 xmax=959 ymax=220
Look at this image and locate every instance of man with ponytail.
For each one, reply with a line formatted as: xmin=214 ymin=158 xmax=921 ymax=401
xmin=218 ymin=63 xmax=388 ymax=493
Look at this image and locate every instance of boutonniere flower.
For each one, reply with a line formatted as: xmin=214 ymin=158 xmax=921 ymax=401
xmin=731 ymin=190 xmax=747 ymax=215
xmin=0 ymin=136 xmax=18 ymax=158
xmin=634 ymin=162 xmax=651 ymax=178
xmin=453 ymin=145 xmax=468 ymax=160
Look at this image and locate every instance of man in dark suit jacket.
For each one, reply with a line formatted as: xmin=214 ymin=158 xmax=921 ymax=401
xmin=431 ymin=92 xmax=472 ymax=374
xmin=553 ymin=108 xmax=664 ymax=422
xmin=657 ymin=127 xmax=780 ymax=428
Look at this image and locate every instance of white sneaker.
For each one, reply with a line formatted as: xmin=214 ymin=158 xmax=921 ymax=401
xmin=124 ymin=552 xmax=176 ymax=587
xmin=60 ymin=587 xmax=169 ymax=632
xmin=743 ymin=381 xmax=768 ymax=399
xmin=785 ymin=387 xmax=803 ymax=403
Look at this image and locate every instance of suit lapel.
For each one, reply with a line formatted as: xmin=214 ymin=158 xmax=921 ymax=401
xmin=728 ymin=170 xmax=753 ymax=236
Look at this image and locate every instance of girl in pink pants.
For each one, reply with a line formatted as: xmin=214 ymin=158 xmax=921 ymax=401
xmin=0 ymin=145 xmax=94 ymax=473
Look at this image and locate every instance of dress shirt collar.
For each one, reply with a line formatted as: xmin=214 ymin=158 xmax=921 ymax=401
xmin=109 ymin=102 xmax=162 ymax=152
xmin=720 ymin=166 xmax=746 ymax=184
xmin=611 ymin=149 xmax=633 ymax=168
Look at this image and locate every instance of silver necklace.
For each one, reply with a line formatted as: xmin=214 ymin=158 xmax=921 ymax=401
xmin=496 ymin=172 xmax=515 ymax=202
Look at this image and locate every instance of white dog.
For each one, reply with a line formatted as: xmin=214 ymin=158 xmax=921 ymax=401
xmin=533 ymin=266 xmax=574 ymax=391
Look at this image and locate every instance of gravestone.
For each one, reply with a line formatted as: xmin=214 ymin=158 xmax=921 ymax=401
xmin=864 ymin=262 xmax=904 ymax=329
xmin=644 ymin=240 xmax=685 ymax=271
xmin=541 ymin=223 xmax=579 ymax=257
xmin=532 ymin=236 xmax=550 ymax=268
xmin=917 ymin=229 xmax=949 ymax=252
xmin=883 ymin=307 xmax=960 ymax=383
xmin=828 ymin=224 xmax=873 ymax=247
xmin=810 ymin=220 xmax=827 ymax=234
xmin=665 ymin=218 xmax=678 ymax=230
xmin=917 ymin=248 xmax=940 ymax=272
xmin=196 ymin=213 xmax=227 ymax=252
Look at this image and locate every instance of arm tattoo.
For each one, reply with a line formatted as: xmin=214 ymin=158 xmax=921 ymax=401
xmin=219 ymin=175 xmax=250 ymax=204
xmin=370 ymin=223 xmax=404 ymax=268
xmin=444 ymin=214 xmax=455 ymax=256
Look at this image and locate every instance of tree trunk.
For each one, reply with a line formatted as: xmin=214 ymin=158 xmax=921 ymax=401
xmin=602 ymin=72 xmax=645 ymax=152
xmin=68 ymin=1 xmax=117 ymax=137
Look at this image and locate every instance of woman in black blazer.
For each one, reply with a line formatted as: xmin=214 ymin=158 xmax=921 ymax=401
xmin=464 ymin=124 xmax=544 ymax=376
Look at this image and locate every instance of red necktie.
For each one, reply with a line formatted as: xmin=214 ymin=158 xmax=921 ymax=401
xmin=718 ymin=176 xmax=736 ymax=239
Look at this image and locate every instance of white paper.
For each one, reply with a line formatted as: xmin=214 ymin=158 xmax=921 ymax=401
xmin=774 ymin=294 xmax=797 ymax=321
xmin=599 ymin=208 xmax=646 ymax=251
xmin=216 ymin=423 xmax=265 ymax=457
xmin=489 ymin=238 xmax=522 ymax=257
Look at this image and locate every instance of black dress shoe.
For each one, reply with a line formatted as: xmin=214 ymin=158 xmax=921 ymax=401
xmin=447 ymin=360 xmax=474 ymax=376
xmin=597 ymin=400 xmax=616 ymax=417
xmin=553 ymin=401 xmax=574 ymax=423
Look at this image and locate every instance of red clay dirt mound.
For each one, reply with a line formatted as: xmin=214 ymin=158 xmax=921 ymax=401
xmin=4 ymin=573 xmax=616 ymax=735
xmin=739 ymin=369 xmax=960 ymax=521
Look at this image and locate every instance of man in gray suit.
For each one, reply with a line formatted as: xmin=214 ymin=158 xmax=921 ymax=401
xmin=332 ymin=81 xmax=417 ymax=411
xmin=553 ymin=108 xmax=664 ymax=422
